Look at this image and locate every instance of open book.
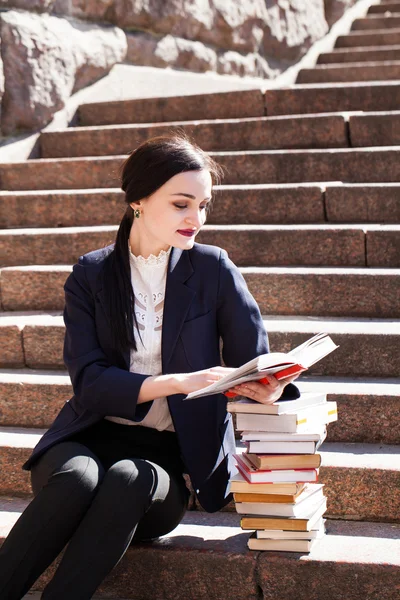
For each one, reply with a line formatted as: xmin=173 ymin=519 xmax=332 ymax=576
xmin=184 ymin=332 xmax=338 ymax=400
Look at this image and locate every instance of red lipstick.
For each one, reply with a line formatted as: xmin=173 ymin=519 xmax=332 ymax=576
xmin=177 ymin=229 xmax=196 ymax=237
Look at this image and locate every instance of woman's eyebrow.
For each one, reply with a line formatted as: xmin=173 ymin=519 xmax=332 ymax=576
xmin=170 ymin=193 xmax=212 ymax=200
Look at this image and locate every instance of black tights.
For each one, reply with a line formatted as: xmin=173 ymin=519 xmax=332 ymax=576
xmin=0 ymin=422 xmax=189 ymax=600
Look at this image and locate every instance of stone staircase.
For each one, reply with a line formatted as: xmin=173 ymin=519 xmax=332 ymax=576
xmin=1 ymin=1 xmax=400 ymax=598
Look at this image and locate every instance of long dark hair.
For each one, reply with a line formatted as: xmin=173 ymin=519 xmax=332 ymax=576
xmin=102 ymin=133 xmax=224 ymax=358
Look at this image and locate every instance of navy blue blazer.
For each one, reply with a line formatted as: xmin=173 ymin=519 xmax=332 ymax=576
xmin=23 ymin=242 xmax=298 ymax=512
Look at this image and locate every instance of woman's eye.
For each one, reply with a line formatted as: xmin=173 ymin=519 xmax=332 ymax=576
xmin=174 ymin=204 xmax=187 ymax=209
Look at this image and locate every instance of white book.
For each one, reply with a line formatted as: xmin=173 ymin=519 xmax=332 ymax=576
xmin=247 ymin=535 xmax=323 ymax=552
xmin=228 ymin=392 xmax=326 ymax=415
xmin=241 ymin=428 xmax=327 ymax=442
xmin=236 ymin=402 xmax=337 ymax=433
xmin=185 ymin=333 xmax=338 ymax=400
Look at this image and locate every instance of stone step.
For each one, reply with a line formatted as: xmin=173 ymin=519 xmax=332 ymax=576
xmin=0 ymin=430 xmax=398 ymax=522
xmin=2 ymin=223 xmax=399 ymax=267
xmin=78 ymin=89 xmax=266 ymax=127
xmin=296 ymin=377 xmax=400 ymax=444
xmin=1 ymin=148 xmax=399 ymax=191
xmin=0 ymin=369 xmax=398 ymax=444
xmin=318 ymin=45 xmax=400 ymax=64
xmin=349 ymin=111 xmax=400 ymax=146
xmin=0 ymin=507 xmax=398 ymax=600
xmin=265 ymin=82 xmax=400 ymax=115
xmin=352 ymin=15 xmax=400 ymax=30
xmin=3 ymin=183 xmax=400 ymax=229
xmin=335 ymin=27 xmax=400 ymax=48
xmin=40 ymin=111 xmax=400 ymax=160
xmin=296 ymin=61 xmax=400 ymax=84
xmin=39 ymin=114 xmax=350 ymax=159
xmin=1 ymin=312 xmax=400 ymax=377
xmin=2 ymin=265 xmax=400 ymax=319
xmin=324 ymin=183 xmax=400 ymax=222
xmin=368 ymin=2 xmax=400 ymax=14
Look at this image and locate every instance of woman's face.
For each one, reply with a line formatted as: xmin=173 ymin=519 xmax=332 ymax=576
xmin=129 ymin=169 xmax=213 ymax=255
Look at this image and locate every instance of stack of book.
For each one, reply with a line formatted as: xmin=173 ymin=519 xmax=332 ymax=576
xmin=184 ymin=332 xmax=339 ymax=551
xmin=228 ymin=392 xmax=338 ymax=552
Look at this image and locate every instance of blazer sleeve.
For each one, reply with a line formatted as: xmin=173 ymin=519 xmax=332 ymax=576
xmin=63 ymin=257 xmax=152 ymax=420
xmin=216 ymin=249 xmax=299 ymax=401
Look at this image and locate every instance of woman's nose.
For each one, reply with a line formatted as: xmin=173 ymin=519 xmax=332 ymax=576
xmin=186 ymin=210 xmax=203 ymax=228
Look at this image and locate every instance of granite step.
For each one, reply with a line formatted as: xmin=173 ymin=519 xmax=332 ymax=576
xmin=349 ymin=111 xmax=400 ymax=146
xmin=1 ymin=148 xmax=400 ymax=191
xmin=2 ymin=183 xmax=400 ymax=229
xmin=0 ymin=430 xmax=398 ymax=522
xmin=39 ymin=114 xmax=350 ymax=159
xmin=351 ymin=15 xmax=400 ymax=30
xmin=335 ymin=27 xmax=400 ymax=48
xmin=2 ymin=223 xmax=399 ymax=268
xmin=368 ymin=1 xmax=400 ymax=13
xmin=0 ymin=369 xmax=398 ymax=444
xmin=78 ymin=88 xmax=266 ymax=127
xmin=296 ymin=61 xmax=400 ymax=84
xmin=265 ymin=82 xmax=400 ymax=115
xmin=318 ymin=45 xmax=400 ymax=64
xmin=2 ymin=265 xmax=400 ymax=319
xmin=1 ymin=312 xmax=400 ymax=377
xmin=1 ymin=506 xmax=399 ymax=600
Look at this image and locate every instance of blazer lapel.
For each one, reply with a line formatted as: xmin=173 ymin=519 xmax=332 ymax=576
xmin=95 ymin=246 xmax=195 ymax=371
xmin=162 ymin=247 xmax=195 ymax=371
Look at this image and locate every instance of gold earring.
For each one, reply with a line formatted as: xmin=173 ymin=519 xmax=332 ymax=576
xmin=134 ymin=208 xmax=140 ymax=218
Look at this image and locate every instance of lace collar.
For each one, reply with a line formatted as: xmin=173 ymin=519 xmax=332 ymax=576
xmin=128 ymin=243 xmax=172 ymax=267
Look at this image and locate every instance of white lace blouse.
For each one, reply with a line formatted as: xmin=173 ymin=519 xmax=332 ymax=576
xmin=104 ymin=243 xmax=174 ymax=431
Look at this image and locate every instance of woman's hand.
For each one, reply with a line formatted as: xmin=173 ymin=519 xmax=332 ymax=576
xmin=175 ymin=367 xmax=236 ymax=395
xmin=226 ymin=374 xmax=299 ymax=405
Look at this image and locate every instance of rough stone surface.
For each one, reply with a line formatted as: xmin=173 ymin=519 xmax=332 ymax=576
xmin=0 ymin=10 xmax=127 ymax=135
xmin=0 ymin=185 xmax=325 ymax=229
xmin=367 ymin=230 xmax=400 ymax=268
xmin=324 ymin=0 xmax=358 ymax=27
xmin=321 ymin=465 xmax=400 ymax=522
xmin=40 ymin=115 xmax=349 ymax=158
xmin=326 ymin=185 xmax=400 ymax=224
xmin=352 ymin=15 xmax=400 ymax=30
xmin=198 ymin=227 xmax=366 ymax=267
xmin=55 ymin=0 xmax=329 ymax=72
xmin=0 ymin=190 xmax=126 ymax=229
xmin=0 ymin=0 xmax=54 ymax=11
xmin=0 ymin=381 xmax=70 ymax=428
xmin=349 ymin=112 xmax=400 ymax=147
xmin=0 ymin=447 xmax=31 ymax=496
xmin=297 ymin=62 xmax=400 ymax=84
xmin=1 ymin=148 xmax=399 ymax=191
xmin=59 ymin=0 xmax=328 ymax=56
xmin=0 ymin=267 xmax=68 ymax=311
xmin=243 ymin=270 xmax=400 ymax=318
xmin=212 ymin=148 xmax=400 ymax=185
xmin=0 ymin=228 xmax=117 ymax=266
xmin=318 ymin=47 xmax=400 ymax=64
xmin=23 ymin=325 xmax=65 ymax=369
xmin=0 ymin=156 xmax=122 ymax=191
xmin=126 ymin=32 xmax=218 ymax=73
xmin=328 ymin=394 xmax=400 ymax=444
xmin=0 ymin=325 xmax=24 ymax=367
xmin=336 ymin=29 xmax=400 ymax=48
xmin=258 ymin=556 xmax=400 ymax=600
xmin=78 ymin=89 xmax=266 ymax=126
xmin=1 ymin=226 xmax=366 ymax=267
xmin=265 ymin=82 xmax=400 ymax=115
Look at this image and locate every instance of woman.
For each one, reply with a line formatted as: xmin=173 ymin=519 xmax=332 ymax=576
xmin=0 ymin=134 xmax=299 ymax=599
